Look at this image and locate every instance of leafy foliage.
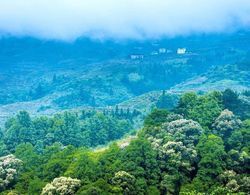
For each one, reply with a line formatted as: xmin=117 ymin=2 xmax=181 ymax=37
xmin=2 ymin=111 xmax=132 ymax=153
xmin=175 ymin=91 xmax=223 ymax=128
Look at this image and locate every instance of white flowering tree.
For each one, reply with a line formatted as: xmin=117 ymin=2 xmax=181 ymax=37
xmin=164 ymin=119 xmax=203 ymax=146
xmin=147 ymin=119 xmax=203 ymax=194
xmin=0 ymin=154 xmax=23 ymax=191
xmin=218 ymin=170 xmax=250 ymax=193
xmin=41 ymin=177 xmax=81 ymax=195
xmin=213 ymin=109 xmax=241 ymax=139
xmin=150 ymin=119 xmax=203 ymax=168
xmin=160 ymin=141 xmax=197 ymax=172
xmin=112 ymin=171 xmax=136 ymax=195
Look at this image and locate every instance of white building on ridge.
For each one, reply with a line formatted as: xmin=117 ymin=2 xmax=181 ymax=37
xmin=130 ymin=54 xmax=144 ymax=60
xmin=177 ymin=48 xmax=186 ymax=54
xmin=159 ymin=48 xmax=166 ymax=53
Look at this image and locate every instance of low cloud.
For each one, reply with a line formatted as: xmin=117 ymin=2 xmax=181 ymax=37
xmin=0 ymin=0 xmax=250 ymax=41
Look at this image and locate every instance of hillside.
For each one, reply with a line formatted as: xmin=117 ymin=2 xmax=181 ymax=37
xmin=171 ymin=63 xmax=250 ymax=92
xmin=0 ymin=32 xmax=250 ymax=125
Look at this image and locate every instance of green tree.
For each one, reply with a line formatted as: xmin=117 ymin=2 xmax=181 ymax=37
xmin=120 ymin=139 xmax=160 ymax=193
xmin=175 ymin=92 xmax=198 ymax=117
xmin=42 ymin=146 xmax=76 ymax=180
xmin=65 ymin=149 xmax=99 ymax=183
xmin=4 ymin=111 xmax=34 ymax=152
xmin=156 ymin=90 xmax=178 ymax=110
xmin=144 ymin=109 xmax=169 ymax=127
xmin=194 ymin=135 xmax=226 ymax=191
xmin=176 ymin=92 xmax=222 ymax=128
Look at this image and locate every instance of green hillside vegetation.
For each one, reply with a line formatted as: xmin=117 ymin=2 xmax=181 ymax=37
xmin=171 ymin=63 xmax=250 ymax=92
xmin=0 ymin=89 xmax=249 ymax=194
xmin=0 ymin=110 xmax=136 ymax=155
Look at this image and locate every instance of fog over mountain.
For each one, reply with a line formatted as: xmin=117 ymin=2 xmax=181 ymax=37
xmin=0 ymin=0 xmax=250 ymax=41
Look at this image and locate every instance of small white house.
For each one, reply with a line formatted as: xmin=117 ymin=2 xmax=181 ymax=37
xmin=177 ymin=48 xmax=186 ymax=54
xmin=130 ymin=55 xmax=144 ymax=60
xmin=151 ymin=51 xmax=158 ymax=56
xmin=159 ymin=48 xmax=166 ymax=54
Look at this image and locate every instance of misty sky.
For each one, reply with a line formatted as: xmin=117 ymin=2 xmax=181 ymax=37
xmin=0 ymin=0 xmax=250 ymax=41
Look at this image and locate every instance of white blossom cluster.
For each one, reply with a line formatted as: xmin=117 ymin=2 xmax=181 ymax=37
xmin=41 ymin=177 xmax=81 ymax=195
xmin=165 ymin=114 xmax=184 ymax=122
xmin=213 ymin=109 xmax=242 ymax=137
xmin=164 ymin=119 xmax=203 ymax=146
xmin=219 ymin=170 xmax=250 ymax=193
xmin=112 ymin=171 xmax=135 ymax=185
xmin=148 ymin=119 xmax=203 ymax=172
xmin=160 ymin=141 xmax=197 ymax=171
xmin=0 ymin=154 xmax=22 ymax=190
xmin=112 ymin=171 xmax=136 ymax=193
xmin=148 ymin=137 xmax=164 ymax=150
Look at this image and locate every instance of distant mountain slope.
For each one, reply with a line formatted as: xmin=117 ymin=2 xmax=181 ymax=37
xmin=170 ymin=63 xmax=250 ymax=92
xmin=1 ymin=31 xmax=250 ymax=106
xmin=0 ymin=31 xmax=250 ymax=125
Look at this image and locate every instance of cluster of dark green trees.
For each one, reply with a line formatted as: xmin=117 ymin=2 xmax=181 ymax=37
xmin=0 ymin=89 xmax=249 ymax=194
xmin=0 ymin=111 xmax=132 ymax=155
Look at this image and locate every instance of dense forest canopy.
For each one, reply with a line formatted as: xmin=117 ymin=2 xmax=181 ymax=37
xmin=0 ymin=89 xmax=249 ymax=194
